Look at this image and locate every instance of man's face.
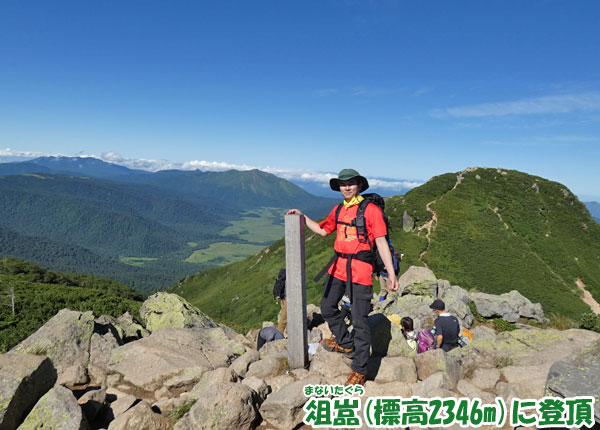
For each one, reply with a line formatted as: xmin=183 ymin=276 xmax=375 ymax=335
xmin=339 ymin=179 xmax=359 ymax=200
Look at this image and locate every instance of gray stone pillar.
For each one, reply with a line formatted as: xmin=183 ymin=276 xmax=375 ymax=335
xmin=284 ymin=214 xmax=308 ymax=369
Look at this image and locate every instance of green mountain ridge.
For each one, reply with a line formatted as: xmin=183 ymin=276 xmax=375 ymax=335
xmin=171 ymin=167 xmax=600 ymax=332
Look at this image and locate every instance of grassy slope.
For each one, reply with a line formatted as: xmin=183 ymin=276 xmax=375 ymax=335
xmin=172 ymin=168 xmax=600 ymax=332
xmin=0 ymin=258 xmax=144 ymax=351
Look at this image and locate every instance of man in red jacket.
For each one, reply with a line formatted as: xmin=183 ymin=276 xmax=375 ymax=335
xmin=288 ymin=168 xmax=398 ymax=385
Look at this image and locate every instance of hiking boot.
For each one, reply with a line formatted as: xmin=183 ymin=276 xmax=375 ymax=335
xmin=322 ymin=338 xmax=354 ymax=357
xmin=345 ymin=370 xmax=366 ymax=386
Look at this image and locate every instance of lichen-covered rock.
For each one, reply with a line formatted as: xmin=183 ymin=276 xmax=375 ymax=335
xmin=403 ymin=211 xmax=415 ymax=232
xmin=0 ymin=354 xmax=57 ymax=430
xmin=185 ymin=382 xmax=259 ymax=430
xmin=116 ymin=312 xmax=149 ymax=342
xmin=259 ymin=376 xmax=324 ymax=430
xmin=17 ymin=385 xmax=86 ymax=430
xmin=139 ymin=292 xmax=219 ymax=332
xmin=107 ymin=400 xmax=170 ymax=430
xmin=398 ymin=266 xmax=437 ymax=291
xmin=108 ymin=327 xmax=234 ymax=391
xmin=10 ymin=309 xmax=94 ymax=385
xmin=382 ymin=295 xmax=437 ymax=332
xmin=414 ymin=349 xmax=463 ymax=389
xmin=546 ymin=339 xmax=600 ymax=422
xmin=258 ymin=338 xmax=287 ymax=359
xmin=470 ymin=290 xmax=546 ymax=323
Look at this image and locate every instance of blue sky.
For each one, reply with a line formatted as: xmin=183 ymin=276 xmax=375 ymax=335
xmin=1 ymin=0 xmax=599 ymax=199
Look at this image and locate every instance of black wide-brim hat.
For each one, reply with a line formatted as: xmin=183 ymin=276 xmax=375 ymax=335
xmin=329 ymin=169 xmax=370 ymax=192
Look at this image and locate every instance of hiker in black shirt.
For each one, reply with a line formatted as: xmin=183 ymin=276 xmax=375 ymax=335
xmin=430 ymin=299 xmax=460 ymax=352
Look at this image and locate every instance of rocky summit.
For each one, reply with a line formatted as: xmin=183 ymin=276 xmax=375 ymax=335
xmin=1 ymin=267 xmax=599 ymax=429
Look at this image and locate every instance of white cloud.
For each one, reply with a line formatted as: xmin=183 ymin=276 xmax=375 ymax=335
xmin=430 ymin=92 xmax=600 ymax=118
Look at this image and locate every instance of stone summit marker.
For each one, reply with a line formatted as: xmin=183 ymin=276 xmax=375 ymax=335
xmin=284 ymin=213 xmax=308 ymax=369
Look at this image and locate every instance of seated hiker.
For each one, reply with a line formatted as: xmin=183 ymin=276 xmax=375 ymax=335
xmin=273 ymin=268 xmax=287 ymax=334
xmin=400 ymin=316 xmax=418 ymax=351
xmin=430 ymin=299 xmax=460 ymax=352
xmin=257 ymin=326 xmax=284 ymax=350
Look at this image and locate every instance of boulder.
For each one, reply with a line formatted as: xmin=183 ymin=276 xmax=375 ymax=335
xmin=107 ymin=400 xmax=170 ymax=430
xmin=412 ymin=372 xmax=458 ymax=398
xmin=470 ymin=290 xmax=545 ymax=323
xmin=77 ymin=387 xmax=106 ymax=423
xmin=241 ymin=377 xmax=270 ymax=403
xmin=398 ymin=266 xmax=437 ymax=295
xmin=546 ymin=339 xmax=600 ymax=422
xmin=139 ymin=292 xmax=219 ymax=332
xmin=367 ymin=356 xmax=417 ymax=384
xmin=265 ymin=374 xmax=296 ymax=395
xmin=189 ymin=367 xmax=238 ymax=400
xmin=108 ymin=327 xmax=235 ymax=391
xmin=230 ymin=350 xmax=260 ymax=378
xmin=402 ymin=211 xmax=415 ymax=232
xmin=246 ymin=357 xmax=286 ymax=380
xmin=10 ymin=309 xmax=94 ymax=385
xmin=17 ymin=385 xmax=86 ymax=430
xmin=364 ymin=381 xmax=413 ymax=398
xmin=501 ymin=365 xmax=549 ymax=399
xmin=0 ymin=354 xmax=57 ymax=430
xmin=185 ymin=382 xmax=260 ymax=430
xmin=382 ymin=295 xmax=437 ymax=328
xmin=414 ymin=349 xmax=463 ymax=389
xmin=105 ymin=392 xmax=137 ymax=419
xmin=258 ymin=338 xmax=287 ymax=359
xmin=116 ymin=312 xmax=149 ymax=342
xmin=468 ymin=368 xmax=500 ymax=391
xmin=89 ymin=318 xmax=122 ymax=384
xmin=259 ymin=376 xmax=324 ymax=430
xmin=309 ymin=347 xmax=352 ymax=378
xmin=152 ymin=396 xmax=187 ymax=414
xmin=455 ymin=379 xmax=495 ymax=404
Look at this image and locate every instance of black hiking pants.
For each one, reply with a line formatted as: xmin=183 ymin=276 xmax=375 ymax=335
xmin=321 ymin=275 xmax=373 ymax=376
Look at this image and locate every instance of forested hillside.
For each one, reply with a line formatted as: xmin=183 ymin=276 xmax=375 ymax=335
xmin=0 ymin=160 xmax=336 ymax=292
xmin=0 ymin=258 xmax=144 ymax=352
xmin=172 ymin=168 xmax=600 ymax=332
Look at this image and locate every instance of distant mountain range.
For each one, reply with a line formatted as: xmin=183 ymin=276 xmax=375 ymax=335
xmin=172 ymin=167 xmax=600 ymax=331
xmin=0 ymin=156 xmax=336 ymax=291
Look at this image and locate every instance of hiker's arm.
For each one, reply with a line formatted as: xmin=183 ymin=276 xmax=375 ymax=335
xmin=436 ymin=334 xmax=443 ymax=348
xmin=374 ymin=236 xmax=399 ymax=291
xmin=286 ymin=209 xmax=328 ymax=236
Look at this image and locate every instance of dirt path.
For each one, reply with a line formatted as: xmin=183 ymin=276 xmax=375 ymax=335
xmin=576 ymin=279 xmax=600 ymax=314
xmin=417 ymin=200 xmax=438 ymax=266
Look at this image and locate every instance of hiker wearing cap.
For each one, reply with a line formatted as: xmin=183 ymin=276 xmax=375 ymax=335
xmin=430 ymin=299 xmax=460 ymax=352
xmin=288 ymin=168 xmax=398 ymax=386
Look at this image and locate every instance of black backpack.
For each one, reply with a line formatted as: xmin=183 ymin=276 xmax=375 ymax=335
xmin=315 ymin=193 xmax=401 ymax=283
xmin=273 ymin=268 xmax=286 ymax=299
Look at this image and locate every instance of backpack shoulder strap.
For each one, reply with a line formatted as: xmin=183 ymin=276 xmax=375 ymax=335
xmin=334 ymin=203 xmax=344 ymax=225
